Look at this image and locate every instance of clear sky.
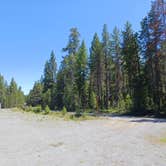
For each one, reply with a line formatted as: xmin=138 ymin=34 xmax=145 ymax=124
xmin=0 ymin=0 xmax=151 ymax=94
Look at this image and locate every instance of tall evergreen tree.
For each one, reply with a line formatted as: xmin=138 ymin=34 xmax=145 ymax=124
xmin=63 ymin=28 xmax=80 ymax=55
xmin=60 ymin=27 xmax=80 ymax=111
xmin=27 ymin=81 xmax=43 ymax=107
xmin=43 ymin=51 xmax=57 ymax=109
xmin=0 ymin=74 xmax=7 ymax=108
xmin=102 ymin=24 xmax=112 ymax=108
xmin=17 ymin=87 xmax=25 ymax=107
xmin=111 ymin=27 xmax=123 ymax=106
xmin=89 ymin=33 xmax=104 ymax=110
xmin=55 ymin=69 xmax=65 ymax=110
xmin=75 ymin=41 xmax=88 ymax=109
xmin=122 ymin=22 xmax=141 ymax=110
xmin=43 ymin=51 xmax=57 ymax=92
xmin=160 ymin=41 xmax=166 ymax=111
xmin=140 ymin=0 xmax=166 ymax=112
xmin=8 ymin=78 xmax=18 ymax=107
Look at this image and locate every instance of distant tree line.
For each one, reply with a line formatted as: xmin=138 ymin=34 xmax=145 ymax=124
xmin=0 ymin=75 xmax=25 ymax=108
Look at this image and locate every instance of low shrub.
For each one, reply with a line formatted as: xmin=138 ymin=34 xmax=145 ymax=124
xmin=75 ymin=109 xmax=82 ymax=117
xmin=43 ymin=105 xmax=51 ymax=115
xmin=24 ymin=106 xmax=33 ymax=112
xmin=61 ymin=106 xmax=67 ymax=116
xmin=33 ymin=105 xmax=42 ymax=113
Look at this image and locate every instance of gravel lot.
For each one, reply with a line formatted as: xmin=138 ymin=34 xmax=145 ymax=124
xmin=0 ymin=109 xmax=166 ymax=166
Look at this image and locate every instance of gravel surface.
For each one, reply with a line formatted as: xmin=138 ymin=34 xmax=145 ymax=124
xmin=0 ymin=109 xmax=166 ymax=166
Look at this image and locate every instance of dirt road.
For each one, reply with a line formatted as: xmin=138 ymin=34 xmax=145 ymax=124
xmin=0 ymin=109 xmax=166 ymax=166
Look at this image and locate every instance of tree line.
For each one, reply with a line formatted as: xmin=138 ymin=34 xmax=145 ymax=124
xmin=1 ymin=0 xmax=165 ymax=116
xmin=0 ymin=75 xmax=25 ymax=108
xmin=27 ymin=0 xmax=166 ymax=115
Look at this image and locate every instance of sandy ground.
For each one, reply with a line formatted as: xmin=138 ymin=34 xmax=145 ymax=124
xmin=0 ymin=109 xmax=166 ymax=166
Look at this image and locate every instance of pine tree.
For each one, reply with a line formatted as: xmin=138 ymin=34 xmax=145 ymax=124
xmin=43 ymin=51 xmax=57 ymax=109
xmin=89 ymin=33 xmax=104 ymax=110
xmin=122 ymin=22 xmax=141 ymax=111
xmin=75 ymin=41 xmax=88 ymax=110
xmin=111 ymin=27 xmax=123 ymax=106
xmin=43 ymin=51 xmax=57 ymax=92
xmin=140 ymin=0 xmax=166 ymax=113
xmin=160 ymin=41 xmax=166 ymax=111
xmin=60 ymin=27 xmax=80 ymax=111
xmin=8 ymin=78 xmax=18 ymax=107
xmin=17 ymin=87 xmax=25 ymax=107
xmin=55 ymin=69 xmax=65 ymax=110
xmin=102 ymin=24 xmax=112 ymax=108
xmin=63 ymin=28 xmax=80 ymax=55
xmin=27 ymin=81 xmax=43 ymax=107
xmin=0 ymin=74 xmax=7 ymax=108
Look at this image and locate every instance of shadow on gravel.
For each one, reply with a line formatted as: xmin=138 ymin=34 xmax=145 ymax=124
xmin=130 ymin=118 xmax=166 ymax=123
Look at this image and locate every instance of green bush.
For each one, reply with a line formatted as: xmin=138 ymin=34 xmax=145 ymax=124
xmin=81 ymin=112 xmax=87 ymax=118
xmin=75 ymin=108 xmax=82 ymax=117
xmin=89 ymin=91 xmax=97 ymax=109
xmin=61 ymin=106 xmax=67 ymax=116
xmin=44 ymin=105 xmax=51 ymax=115
xmin=125 ymin=94 xmax=133 ymax=111
xmin=33 ymin=105 xmax=42 ymax=113
xmin=118 ymin=99 xmax=126 ymax=112
xmin=24 ymin=106 xmax=33 ymax=112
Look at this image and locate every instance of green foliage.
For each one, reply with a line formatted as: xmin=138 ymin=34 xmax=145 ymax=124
xmin=22 ymin=105 xmax=42 ymax=113
xmin=42 ymin=52 xmax=57 ymax=110
xmin=61 ymin=106 xmax=67 ymax=116
xmin=0 ymin=75 xmax=25 ymax=108
xmin=89 ymin=91 xmax=97 ymax=110
xmin=102 ymin=24 xmax=113 ymax=108
xmin=89 ymin=33 xmax=104 ymax=109
xmin=33 ymin=105 xmax=42 ymax=113
xmin=160 ymin=138 xmax=166 ymax=143
xmin=57 ymin=27 xmax=81 ymax=112
xmin=139 ymin=0 xmax=166 ymax=113
xmin=111 ymin=27 xmax=122 ymax=106
xmin=27 ymin=81 xmax=43 ymax=107
xmin=63 ymin=28 xmax=80 ymax=55
xmin=42 ymin=89 xmax=51 ymax=108
xmin=75 ymin=108 xmax=81 ymax=117
xmin=22 ymin=1 xmax=166 ymax=117
xmin=44 ymin=105 xmax=51 ymax=115
xmin=117 ymin=98 xmax=126 ymax=112
xmin=43 ymin=51 xmax=57 ymax=92
xmin=125 ymin=94 xmax=133 ymax=111
xmin=26 ymin=106 xmax=33 ymax=112
xmin=75 ymin=41 xmax=88 ymax=109
xmin=0 ymin=74 xmax=7 ymax=108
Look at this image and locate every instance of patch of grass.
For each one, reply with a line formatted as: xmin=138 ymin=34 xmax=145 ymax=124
xmin=63 ymin=113 xmax=96 ymax=121
xmin=80 ymin=160 xmax=85 ymax=164
xmin=61 ymin=106 xmax=67 ymax=116
xmin=50 ymin=142 xmax=64 ymax=148
xmin=160 ymin=137 xmax=166 ymax=143
xmin=12 ymin=107 xmax=98 ymax=121
xmin=101 ymin=107 xmax=127 ymax=114
xmin=43 ymin=105 xmax=51 ymax=115
xmin=12 ymin=107 xmax=23 ymax=112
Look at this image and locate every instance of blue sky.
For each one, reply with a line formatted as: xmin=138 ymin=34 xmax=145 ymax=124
xmin=0 ymin=0 xmax=151 ymax=94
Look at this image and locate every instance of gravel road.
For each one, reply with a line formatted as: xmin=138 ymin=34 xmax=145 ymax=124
xmin=0 ymin=109 xmax=166 ymax=166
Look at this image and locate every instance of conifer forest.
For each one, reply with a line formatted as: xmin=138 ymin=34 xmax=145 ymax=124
xmin=0 ymin=0 xmax=166 ymax=116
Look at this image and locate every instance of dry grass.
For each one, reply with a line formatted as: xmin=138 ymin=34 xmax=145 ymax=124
xmin=11 ymin=108 xmax=97 ymax=121
xmin=160 ymin=137 xmax=166 ymax=143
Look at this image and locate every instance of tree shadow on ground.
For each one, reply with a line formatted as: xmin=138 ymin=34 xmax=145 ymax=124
xmin=90 ymin=112 xmax=166 ymax=123
xmin=129 ymin=118 xmax=166 ymax=123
